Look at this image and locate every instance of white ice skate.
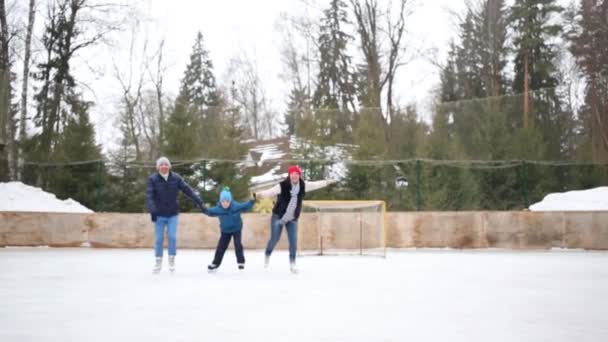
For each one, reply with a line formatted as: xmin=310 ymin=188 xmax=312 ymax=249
xmin=153 ymin=257 xmax=162 ymax=274
xmin=264 ymin=255 xmax=270 ymax=269
xmin=169 ymin=256 xmax=175 ymax=273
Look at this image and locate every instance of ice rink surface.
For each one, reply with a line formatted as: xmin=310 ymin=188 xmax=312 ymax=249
xmin=1 ymin=248 xmax=607 ymax=342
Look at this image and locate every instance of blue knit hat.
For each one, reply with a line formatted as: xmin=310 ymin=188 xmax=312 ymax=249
xmin=219 ymin=187 xmax=232 ymax=202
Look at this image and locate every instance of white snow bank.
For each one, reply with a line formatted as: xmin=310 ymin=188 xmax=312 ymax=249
xmin=0 ymin=181 xmax=93 ymax=213
xmin=529 ymin=186 xmax=608 ymax=211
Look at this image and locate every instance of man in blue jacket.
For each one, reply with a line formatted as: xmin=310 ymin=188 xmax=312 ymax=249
xmin=201 ymin=187 xmax=255 ymax=272
xmin=145 ymin=157 xmax=203 ymax=273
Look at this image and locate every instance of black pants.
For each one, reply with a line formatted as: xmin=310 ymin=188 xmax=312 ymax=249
xmin=212 ymin=231 xmax=245 ymax=266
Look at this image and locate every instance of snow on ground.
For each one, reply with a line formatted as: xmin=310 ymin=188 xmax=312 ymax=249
xmin=0 ymin=182 xmax=93 ymax=213
xmin=1 ymin=248 xmax=607 ymax=342
xmin=529 ymin=187 xmax=608 ymax=211
xmin=250 ymin=143 xmax=286 ymax=167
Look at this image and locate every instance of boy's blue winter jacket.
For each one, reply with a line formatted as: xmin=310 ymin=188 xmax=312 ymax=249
xmin=201 ymin=200 xmax=255 ymax=233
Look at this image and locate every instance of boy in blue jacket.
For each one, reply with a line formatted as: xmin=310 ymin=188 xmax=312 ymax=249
xmin=201 ymin=187 xmax=255 ymax=271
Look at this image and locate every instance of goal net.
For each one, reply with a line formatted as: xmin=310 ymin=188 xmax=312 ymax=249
xmin=298 ymin=200 xmax=387 ymax=257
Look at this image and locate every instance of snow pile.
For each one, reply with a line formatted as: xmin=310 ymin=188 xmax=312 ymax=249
xmin=529 ymin=186 xmax=608 ymax=211
xmin=0 ymin=181 xmax=93 ymax=213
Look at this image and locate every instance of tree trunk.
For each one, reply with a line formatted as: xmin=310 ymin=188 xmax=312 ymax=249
xmin=152 ymin=39 xmax=165 ymax=154
xmin=18 ymin=0 xmax=36 ymax=180
xmin=0 ymin=0 xmax=15 ymax=180
xmin=591 ymin=77 xmax=608 ymax=162
xmin=523 ymin=49 xmax=529 ymax=129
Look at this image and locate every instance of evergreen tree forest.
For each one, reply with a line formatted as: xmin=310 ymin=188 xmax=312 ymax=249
xmin=0 ymin=0 xmax=606 ymax=211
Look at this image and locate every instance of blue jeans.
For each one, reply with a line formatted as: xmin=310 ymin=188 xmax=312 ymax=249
xmin=154 ymin=215 xmax=178 ymax=258
xmin=265 ymin=215 xmax=298 ymax=262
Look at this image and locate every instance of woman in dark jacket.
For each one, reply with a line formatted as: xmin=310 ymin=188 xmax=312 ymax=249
xmin=257 ymin=165 xmax=334 ymax=273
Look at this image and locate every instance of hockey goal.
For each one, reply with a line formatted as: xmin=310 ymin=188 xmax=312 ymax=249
xmin=298 ymin=200 xmax=387 ymax=257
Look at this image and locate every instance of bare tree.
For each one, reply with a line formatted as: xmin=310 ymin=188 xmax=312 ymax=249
xmin=112 ymin=21 xmax=146 ymax=160
xmin=0 ymin=0 xmax=9 ymax=161
xmin=113 ymin=16 xmax=169 ymax=161
xmin=276 ymin=8 xmax=320 ymax=100
xmin=227 ymin=51 xmax=276 ymax=140
xmin=0 ymin=0 xmax=17 ymax=180
xmin=146 ymin=39 xmax=167 ymax=154
xmin=17 ymin=0 xmax=36 ymax=180
xmin=277 ymin=16 xmax=307 ymax=95
xmin=276 ymin=8 xmax=320 ymax=136
xmin=33 ymin=0 xmax=123 ymax=163
xmin=350 ymin=0 xmax=413 ymax=130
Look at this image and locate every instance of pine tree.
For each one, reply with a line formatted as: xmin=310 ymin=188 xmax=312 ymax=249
xmin=443 ymin=0 xmax=509 ymax=159
xmin=23 ymin=0 xmax=108 ymax=202
xmin=344 ymin=107 xmax=387 ymax=199
xmin=313 ymin=0 xmax=357 ymax=143
xmin=165 ymin=32 xmax=221 ymax=161
xmin=445 ymin=1 xmax=521 ymax=208
xmin=47 ymin=97 xmax=106 ymax=211
xmin=508 ymin=0 xmax=578 ymax=205
xmin=419 ymin=108 xmax=480 ymax=210
xmin=509 ymin=0 xmax=565 ymax=153
xmin=284 ymin=86 xmax=309 ymax=136
xmin=387 ymin=106 xmax=428 ymax=210
xmin=569 ymin=0 xmax=608 ymax=163
xmin=163 ymin=32 xmax=225 ymax=210
xmin=105 ymin=137 xmax=146 ymax=213
xmin=203 ymin=82 xmax=249 ymax=205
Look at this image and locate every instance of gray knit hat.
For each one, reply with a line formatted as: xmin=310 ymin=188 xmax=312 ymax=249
xmin=156 ymin=156 xmax=171 ymax=169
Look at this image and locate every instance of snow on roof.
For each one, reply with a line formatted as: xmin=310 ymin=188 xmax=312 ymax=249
xmin=250 ymin=165 xmax=287 ymax=185
xmin=243 ymin=136 xmax=355 ymax=189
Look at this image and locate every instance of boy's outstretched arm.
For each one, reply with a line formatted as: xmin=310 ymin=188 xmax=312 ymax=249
xmin=232 ymin=199 xmax=255 ymax=212
xmin=200 ymin=205 xmax=226 ymax=217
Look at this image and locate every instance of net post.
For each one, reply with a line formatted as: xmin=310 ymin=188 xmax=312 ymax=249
xmin=95 ymin=160 xmax=102 ymax=211
xmin=359 ymin=209 xmax=363 ymax=256
xmin=415 ymin=159 xmax=422 ymax=210
xmin=319 ymin=207 xmax=323 ymax=256
xmin=521 ymin=160 xmax=529 ymax=208
xmin=382 ymin=201 xmax=387 ymax=258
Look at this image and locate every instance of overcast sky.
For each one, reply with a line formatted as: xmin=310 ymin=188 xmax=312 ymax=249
xmin=9 ymin=0 xmax=576 ymax=153
xmin=64 ymin=0 xmax=468 ymax=151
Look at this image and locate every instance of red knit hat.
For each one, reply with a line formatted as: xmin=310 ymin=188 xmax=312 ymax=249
xmin=287 ymin=165 xmax=302 ymax=176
